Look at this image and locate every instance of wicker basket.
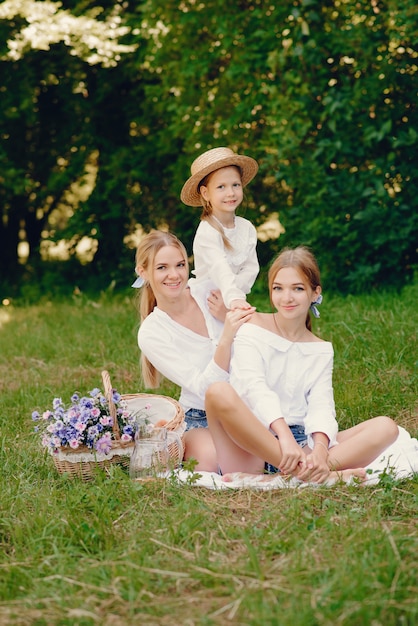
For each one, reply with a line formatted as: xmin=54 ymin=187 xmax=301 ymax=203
xmin=52 ymin=371 xmax=136 ymax=480
xmin=52 ymin=445 xmax=132 ymax=481
xmin=51 ymin=371 xmax=185 ymax=479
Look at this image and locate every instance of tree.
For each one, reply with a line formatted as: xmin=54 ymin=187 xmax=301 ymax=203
xmin=0 ymin=0 xmax=136 ymax=284
xmin=1 ymin=0 xmax=416 ymax=295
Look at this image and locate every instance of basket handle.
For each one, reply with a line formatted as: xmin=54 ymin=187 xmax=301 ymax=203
xmin=101 ymin=370 xmax=121 ymax=440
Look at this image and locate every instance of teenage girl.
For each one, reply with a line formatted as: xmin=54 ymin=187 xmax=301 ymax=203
xmin=205 ymin=246 xmax=399 ymax=483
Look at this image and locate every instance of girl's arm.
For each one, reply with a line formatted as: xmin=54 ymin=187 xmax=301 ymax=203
xmin=229 ymin=329 xmax=283 ymax=429
xmin=304 ymin=359 xmax=338 ymax=449
xmin=231 ymin=223 xmax=259 ymax=294
xmin=138 ymin=321 xmax=228 ymax=401
xmin=138 ymin=308 xmax=253 ymax=400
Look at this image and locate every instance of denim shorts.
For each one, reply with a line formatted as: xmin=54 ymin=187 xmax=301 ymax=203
xmin=264 ymin=424 xmax=308 ymax=474
xmin=185 ymin=408 xmax=208 ymax=431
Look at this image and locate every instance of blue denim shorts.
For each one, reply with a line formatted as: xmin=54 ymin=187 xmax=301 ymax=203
xmin=185 ymin=408 xmax=208 ymax=431
xmin=264 ymin=424 xmax=307 ymax=474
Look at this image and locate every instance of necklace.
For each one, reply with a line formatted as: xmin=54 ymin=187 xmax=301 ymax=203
xmin=273 ymin=313 xmax=307 ymax=343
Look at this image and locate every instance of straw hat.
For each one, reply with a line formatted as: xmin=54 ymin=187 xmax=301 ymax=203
xmin=180 ymin=147 xmax=259 ymax=206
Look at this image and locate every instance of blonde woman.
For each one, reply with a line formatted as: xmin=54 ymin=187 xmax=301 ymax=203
xmin=133 ymin=230 xmax=254 ymax=471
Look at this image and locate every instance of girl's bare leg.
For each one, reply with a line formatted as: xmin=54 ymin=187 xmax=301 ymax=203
xmin=183 ymin=428 xmax=218 ymax=472
xmin=206 ymin=384 xmax=398 ymax=483
xmin=206 ymin=383 xmax=369 ymax=482
xmin=205 ymin=382 xmax=283 ymax=474
xmin=328 ymin=416 xmax=399 ymax=470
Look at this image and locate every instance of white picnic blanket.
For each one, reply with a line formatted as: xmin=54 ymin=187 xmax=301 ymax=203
xmin=173 ymin=426 xmax=418 ymax=490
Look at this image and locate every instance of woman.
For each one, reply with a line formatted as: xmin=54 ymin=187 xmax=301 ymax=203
xmin=133 ymin=230 xmax=254 ymax=471
xmin=205 ymin=246 xmax=399 ymax=483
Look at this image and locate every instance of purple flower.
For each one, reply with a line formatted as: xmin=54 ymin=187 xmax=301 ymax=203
xmin=33 ymin=384 xmax=150 ymax=456
xmin=95 ymin=433 xmax=112 ymax=454
xmin=112 ymin=391 xmax=121 ymax=403
xmin=122 ymin=425 xmax=134 ymax=437
xmin=52 ymin=398 xmax=63 ymax=410
xmin=88 ymin=425 xmax=100 ymax=437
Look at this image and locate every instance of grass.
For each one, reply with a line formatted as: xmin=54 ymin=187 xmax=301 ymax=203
xmin=0 ymin=283 xmax=417 ymax=625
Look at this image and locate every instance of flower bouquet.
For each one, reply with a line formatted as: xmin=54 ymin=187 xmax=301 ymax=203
xmin=32 ymin=375 xmax=150 ymax=480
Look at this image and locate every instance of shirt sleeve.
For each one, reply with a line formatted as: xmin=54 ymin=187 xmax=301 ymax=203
xmin=232 ymin=223 xmax=259 ymax=295
xmin=303 ymin=355 xmax=338 ymax=448
xmin=230 ymin=331 xmax=282 ymax=429
xmin=193 ymin=222 xmax=259 ymax=309
xmin=138 ymin=316 xmax=229 ymax=399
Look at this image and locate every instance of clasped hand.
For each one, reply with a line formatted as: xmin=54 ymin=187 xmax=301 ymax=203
xmin=279 ymin=439 xmax=330 ymax=484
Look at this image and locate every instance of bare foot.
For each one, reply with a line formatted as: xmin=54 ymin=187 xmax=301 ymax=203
xmin=329 ymin=467 xmax=367 ymax=484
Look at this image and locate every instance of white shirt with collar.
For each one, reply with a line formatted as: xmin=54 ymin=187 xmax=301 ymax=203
xmin=137 ymin=280 xmax=229 ymax=413
xmin=230 ymin=323 xmax=339 ymax=449
xmin=191 ymin=216 xmax=259 ymax=308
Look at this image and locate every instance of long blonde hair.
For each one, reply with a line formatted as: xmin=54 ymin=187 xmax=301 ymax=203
xmin=135 ymin=230 xmax=189 ymax=388
xmin=268 ymin=246 xmax=321 ymax=331
xmin=197 ymin=165 xmax=244 ymax=251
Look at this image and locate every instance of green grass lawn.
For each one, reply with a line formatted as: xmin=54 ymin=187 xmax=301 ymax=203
xmin=0 ymin=283 xmax=417 ymax=625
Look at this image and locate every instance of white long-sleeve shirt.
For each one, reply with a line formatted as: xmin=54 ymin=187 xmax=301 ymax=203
xmin=230 ymin=323 xmax=339 ymax=449
xmin=191 ymin=217 xmax=259 ymax=309
xmin=137 ymin=281 xmax=229 ymax=412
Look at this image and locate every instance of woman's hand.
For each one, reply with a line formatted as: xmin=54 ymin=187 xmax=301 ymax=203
xmin=221 ymin=307 xmax=255 ymax=343
xmin=207 ymin=290 xmax=228 ymax=321
xmin=214 ymin=306 xmax=255 ymax=372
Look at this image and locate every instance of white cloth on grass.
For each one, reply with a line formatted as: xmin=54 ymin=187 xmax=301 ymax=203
xmin=172 ymin=426 xmax=418 ymax=490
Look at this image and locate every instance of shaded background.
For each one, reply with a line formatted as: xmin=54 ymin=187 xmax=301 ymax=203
xmin=1 ymin=0 xmax=417 ymax=300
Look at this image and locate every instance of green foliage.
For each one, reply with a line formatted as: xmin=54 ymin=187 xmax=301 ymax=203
xmin=0 ymin=0 xmax=417 ymax=294
xmin=136 ymin=0 xmax=417 ymax=292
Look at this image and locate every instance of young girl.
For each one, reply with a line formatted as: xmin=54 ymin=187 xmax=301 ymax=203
xmin=180 ymin=146 xmax=259 ymax=311
xmin=133 ymin=230 xmax=254 ymax=471
xmin=205 ymin=246 xmax=400 ymax=483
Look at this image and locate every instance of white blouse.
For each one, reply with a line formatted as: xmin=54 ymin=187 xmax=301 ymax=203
xmin=191 ymin=216 xmax=259 ymax=308
xmin=137 ymin=281 xmax=229 ymax=412
xmin=230 ymin=323 xmax=339 ymax=448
